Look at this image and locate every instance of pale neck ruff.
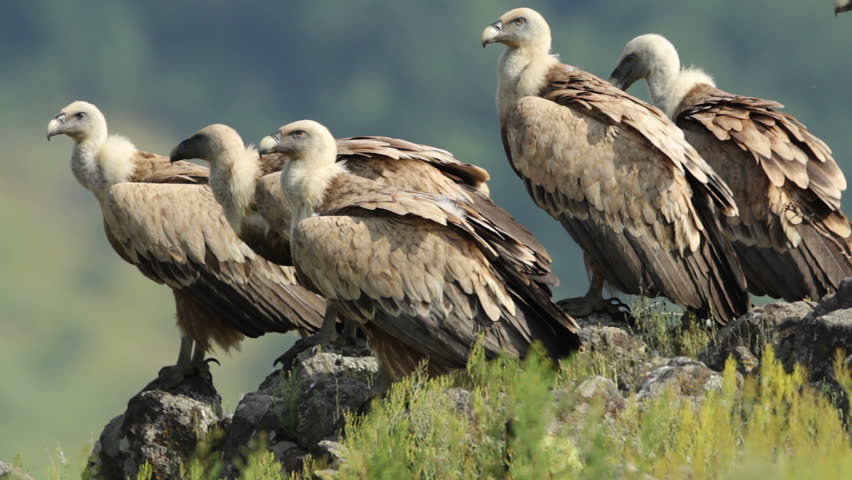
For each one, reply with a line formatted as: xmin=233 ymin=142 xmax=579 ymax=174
xmin=209 ymin=148 xmax=260 ymax=234
xmin=497 ymin=48 xmax=558 ymax=119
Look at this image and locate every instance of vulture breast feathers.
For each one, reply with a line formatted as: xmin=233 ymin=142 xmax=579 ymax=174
xmin=103 ymin=152 xmax=326 ymax=351
xmin=502 ymin=64 xmax=749 ymax=323
xmin=674 ymin=85 xmax=852 ymax=300
xmin=293 ymin=173 xmax=580 ymax=379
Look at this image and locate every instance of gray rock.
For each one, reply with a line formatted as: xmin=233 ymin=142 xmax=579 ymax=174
xmin=577 ymin=316 xmax=650 ymax=392
xmin=220 ymin=344 xmax=378 ymax=478
xmin=637 ymin=357 xmax=732 ymax=401
xmin=701 ymin=301 xmax=813 ymax=373
xmin=0 ymin=462 xmax=33 ymax=480
xmin=83 ymin=374 xmax=222 ymax=480
xmin=703 ymin=280 xmax=852 ymax=387
xmin=316 ymin=440 xmax=347 ymax=469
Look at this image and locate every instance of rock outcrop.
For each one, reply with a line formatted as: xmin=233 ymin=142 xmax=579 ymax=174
xmin=80 ymin=289 xmax=852 ymax=478
xmin=702 ymin=279 xmax=852 ymax=383
xmin=0 ymin=462 xmax=34 ymax=480
xmin=83 ymin=373 xmax=222 ymax=480
xmin=220 ymin=344 xmax=377 ymax=477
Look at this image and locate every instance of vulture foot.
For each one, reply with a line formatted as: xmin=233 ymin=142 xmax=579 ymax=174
xmin=274 ymin=333 xmax=333 ymax=371
xmin=557 ymin=295 xmax=633 ymax=323
xmin=148 ymin=358 xmax=219 ymax=391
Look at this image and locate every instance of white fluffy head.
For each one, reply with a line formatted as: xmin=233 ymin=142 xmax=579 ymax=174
xmin=47 ymin=100 xmax=108 ymax=144
xmin=268 ymin=120 xmax=337 ymax=165
xmin=48 ymin=101 xmax=137 ymax=191
xmin=170 ymin=123 xmax=248 ymax=165
xmin=611 ymin=34 xmax=715 ymax=118
xmin=482 ymin=7 xmax=552 ymax=53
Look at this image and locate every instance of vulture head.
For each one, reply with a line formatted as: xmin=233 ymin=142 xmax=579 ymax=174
xmin=46 ymin=101 xmax=107 ymax=144
xmin=170 ymin=124 xmax=246 ymax=165
xmin=609 ymin=34 xmax=680 ymax=91
xmin=837 ymin=0 xmax=852 ymax=15
xmin=258 ymin=120 xmax=336 ymax=165
xmin=481 ymin=7 xmax=551 ymax=53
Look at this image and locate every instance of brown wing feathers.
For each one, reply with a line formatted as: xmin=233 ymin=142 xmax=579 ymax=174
xmin=677 ymin=87 xmax=852 ymax=300
xmin=106 ymin=155 xmax=326 ymax=351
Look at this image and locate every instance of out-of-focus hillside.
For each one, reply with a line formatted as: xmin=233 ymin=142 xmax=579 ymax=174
xmin=1 ymin=1 xmax=850 ymax=476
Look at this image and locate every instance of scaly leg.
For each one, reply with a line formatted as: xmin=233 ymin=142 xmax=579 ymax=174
xmin=557 ymin=260 xmax=631 ymax=320
xmin=274 ymin=302 xmax=340 ymax=369
xmin=148 ymin=335 xmax=219 ymax=390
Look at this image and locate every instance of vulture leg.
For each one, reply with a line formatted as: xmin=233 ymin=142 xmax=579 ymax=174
xmin=149 ymin=336 xmax=220 ymax=390
xmin=274 ymin=303 xmax=341 ymax=369
xmin=556 ymin=266 xmax=632 ymax=320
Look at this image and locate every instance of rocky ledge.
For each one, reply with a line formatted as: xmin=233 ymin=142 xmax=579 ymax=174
xmin=82 ymin=280 xmax=852 ymax=479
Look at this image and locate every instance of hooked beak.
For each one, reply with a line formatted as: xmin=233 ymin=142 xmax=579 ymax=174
xmin=480 ymin=20 xmax=504 ymax=47
xmin=257 ymin=133 xmax=282 ymax=155
xmin=46 ymin=114 xmax=67 ymax=141
xmin=170 ymin=137 xmax=198 ymax=163
xmin=609 ymin=59 xmax=641 ymax=91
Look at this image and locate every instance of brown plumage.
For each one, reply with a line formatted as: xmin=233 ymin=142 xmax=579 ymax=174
xmin=47 ymin=101 xmax=326 ymax=384
xmin=276 ymin=120 xmax=580 ymax=380
xmin=483 ymin=8 xmax=750 ymax=324
xmin=170 ymin=125 xmax=556 ymax=288
xmin=612 ymin=34 xmax=852 ymax=302
xmin=171 ymin=124 xmax=560 ymax=366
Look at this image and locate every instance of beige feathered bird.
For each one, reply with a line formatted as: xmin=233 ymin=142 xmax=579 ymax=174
xmin=170 ymin=123 xmax=560 ymax=366
xmin=268 ymin=119 xmax=580 ymax=380
xmin=611 ymin=34 xmax=852 ymax=302
xmin=46 ymin=101 xmax=326 ymax=386
xmin=482 ymin=8 xmax=750 ymax=324
xmin=836 ymin=0 xmax=852 ymax=15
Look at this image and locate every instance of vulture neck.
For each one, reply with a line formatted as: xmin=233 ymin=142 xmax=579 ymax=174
xmin=497 ymin=46 xmax=559 ymax=122
xmin=209 ymin=147 xmax=261 ymax=235
xmin=281 ymin=146 xmax=346 ymax=236
xmin=71 ymin=128 xmax=136 ymax=199
xmin=645 ymin=53 xmax=715 ymax=118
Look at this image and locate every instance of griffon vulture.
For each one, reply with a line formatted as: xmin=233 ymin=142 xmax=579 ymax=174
xmin=611 ymin=34 xmax=852 ymax=302
xmin=46 ymin=101 xmax=326 ymax=385
xmin=837 ymin=0 xmax=852 ymax=15
xmin=170 ymin=123 xmax=560 ymax=365
xmin=481 ymin=8 xmax=750 ymax=324
xmin=270 ymin=119 xmax=580 ymax=380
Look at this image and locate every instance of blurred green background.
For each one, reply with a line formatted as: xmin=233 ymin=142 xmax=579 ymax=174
xmin=1 ymin=0 xmax=849 ymax=476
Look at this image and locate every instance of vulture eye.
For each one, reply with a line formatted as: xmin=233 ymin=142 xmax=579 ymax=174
xmin=513 ymin=17 xmax=526 ymax=26
xmin=291 ymin=130 xmax=307 ymax=138
xmin=75 ymin=112 xmax=87 ymax=120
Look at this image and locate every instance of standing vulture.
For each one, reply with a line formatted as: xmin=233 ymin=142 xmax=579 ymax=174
xmin=837 ymin=0 xmax=852 ymax=15
xmin=611 ymin=34 xmax=852 ymax=302
xmin=170 ymin=123 xmax=559 ymax=365
xmin=46 ymin=101 xmax=326 ymax=386
xmin=481 ymin=8 xmax=750 ymax=324
xmin=269 ymin=119 xmax=580 ymax=380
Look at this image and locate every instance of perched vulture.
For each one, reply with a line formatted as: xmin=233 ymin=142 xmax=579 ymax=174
xmin=837 ymin=0 xmax=852 ymax=15
xmin=46 ymin=101 xmax=326 ymax=385
xmin=611 ymin=34 xmax=852 ymax=302
xmin=482 ymin=8 xmax=750 ymax=324
xmin=170 ymin=123 xmax=560 ymax=365
xmin=269 ymin=119 xmax=580 ymax=380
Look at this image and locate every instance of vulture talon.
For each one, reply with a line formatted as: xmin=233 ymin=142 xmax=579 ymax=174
xmin=274 ymin=334 xmax=331 ymax=370
xmin=557 ymin=295 xmax=633 ymax=324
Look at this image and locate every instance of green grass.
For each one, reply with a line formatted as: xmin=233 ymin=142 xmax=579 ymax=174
xmin=14 ymin=322 xmax=852 ymax=480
